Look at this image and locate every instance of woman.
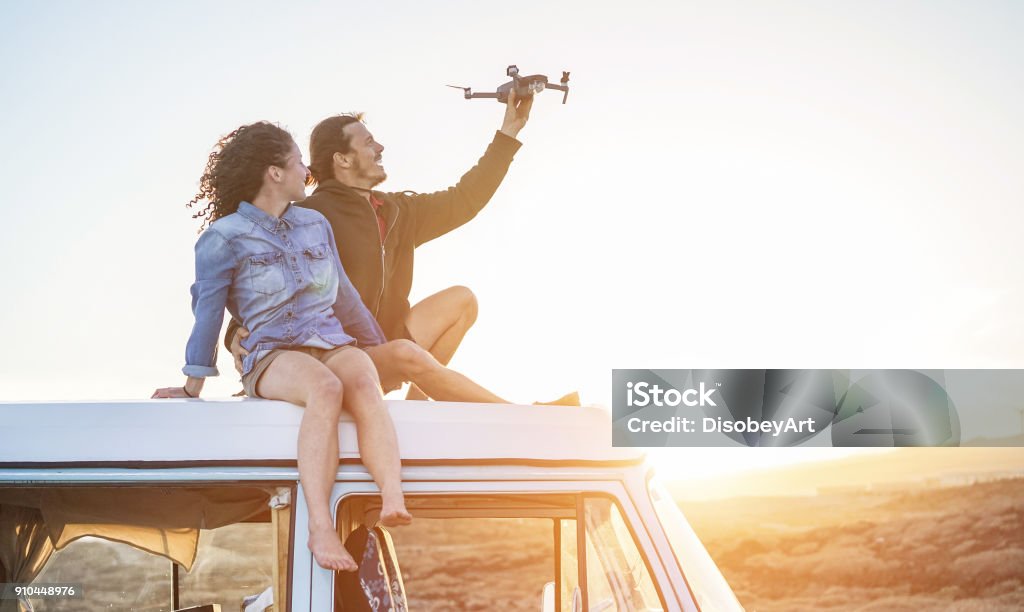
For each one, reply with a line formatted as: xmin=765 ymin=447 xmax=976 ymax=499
xmin=153 ymin=122 xmax=411 ymax=572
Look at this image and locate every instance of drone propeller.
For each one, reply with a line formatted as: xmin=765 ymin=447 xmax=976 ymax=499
xmin=446 ymin=84 xmax=472 ymax=98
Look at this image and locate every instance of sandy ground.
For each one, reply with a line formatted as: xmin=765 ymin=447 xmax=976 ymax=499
xmin=681 ymin=477 xmax=1024 ymax=611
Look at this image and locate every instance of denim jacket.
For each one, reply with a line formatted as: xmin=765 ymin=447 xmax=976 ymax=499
xmin=183 ymin=202 xmax=385 ymax=378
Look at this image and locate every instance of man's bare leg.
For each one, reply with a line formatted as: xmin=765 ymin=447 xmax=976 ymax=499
xmin=323 ymin=348 xmax=411 ymax=527
xmin=255 ymin=351 xmax=359 ymax=572
xmin=403 ymin=286 xmax=478 ymax=400
xmin=366 ymin=340 xmax=509 ymax=404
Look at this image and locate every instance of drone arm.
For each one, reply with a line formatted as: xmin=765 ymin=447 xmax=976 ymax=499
xmin=467 ymin=92 xmax=500 ymax=100
xmin=544 ymin=83 xmax=570 ymax=104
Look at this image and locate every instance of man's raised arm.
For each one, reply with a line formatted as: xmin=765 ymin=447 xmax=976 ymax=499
xmin=401 ymin=89 xmax=533 ymax=246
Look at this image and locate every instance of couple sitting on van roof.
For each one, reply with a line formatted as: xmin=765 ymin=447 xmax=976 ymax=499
xmin=153 ymin=91 xmax=575 ymax=572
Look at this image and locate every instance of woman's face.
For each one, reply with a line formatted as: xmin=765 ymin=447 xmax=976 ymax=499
xmin=280 ymin=141 xmax=311 ymax=202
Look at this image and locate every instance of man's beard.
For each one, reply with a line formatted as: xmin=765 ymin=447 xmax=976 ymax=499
xmin=355 ymin=158 xmax=387 ymax=188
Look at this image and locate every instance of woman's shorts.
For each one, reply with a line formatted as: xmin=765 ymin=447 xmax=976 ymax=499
xmin=242 ymin=344 xmax=356 ymax=398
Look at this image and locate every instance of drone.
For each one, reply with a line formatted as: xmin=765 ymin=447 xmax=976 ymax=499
xmin=448 ymin=65 xmax=570 ymax=104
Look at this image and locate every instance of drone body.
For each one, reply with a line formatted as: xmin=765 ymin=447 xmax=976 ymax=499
xmin=449 ymin=65 xmax=570 ymax=104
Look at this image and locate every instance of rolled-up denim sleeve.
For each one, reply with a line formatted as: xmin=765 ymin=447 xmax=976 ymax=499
xmin=183 ymin=229 xmax=235 ymax=377
xmin=326 ymin=224 xmax=385 ymax=348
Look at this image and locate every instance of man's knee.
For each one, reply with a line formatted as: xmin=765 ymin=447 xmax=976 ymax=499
xmin=450 ymin=285 xmax=478 ymax=325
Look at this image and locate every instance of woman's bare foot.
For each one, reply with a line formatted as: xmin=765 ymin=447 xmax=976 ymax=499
xmin=378 ymin=491 xmax=412 ymax=527
xmin=308 ymin=526 xmax=358 ymax=571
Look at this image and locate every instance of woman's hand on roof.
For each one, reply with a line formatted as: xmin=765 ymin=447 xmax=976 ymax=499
xmin=151 ymin=386 xmax=193 ymax=399
xmin=152 ymin=378 xmax=203 ymax=399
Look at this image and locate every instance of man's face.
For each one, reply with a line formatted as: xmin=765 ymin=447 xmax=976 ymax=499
xmin=280 ymin=141 xmax=310 ymax=202
xmin=340 ymin=122 xmax=386 ymax=188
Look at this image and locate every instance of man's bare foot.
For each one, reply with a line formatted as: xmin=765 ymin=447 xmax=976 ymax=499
xmin=534 ymin=391 xmax=581 ymax=406
xmin=378 ymin=495 xmax=412 ymax=527
xmin=308 ymin=526 xmax=358 ymax=572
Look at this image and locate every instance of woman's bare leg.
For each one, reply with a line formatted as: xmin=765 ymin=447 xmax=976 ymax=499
xmin=323 ymin=348 xmax=411 ymax=527
xmin=256 ymin=351 xmax=356 ymax=572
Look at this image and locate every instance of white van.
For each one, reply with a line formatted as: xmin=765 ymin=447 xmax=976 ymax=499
xmin=0 ymin=400 xmax=742 ymax=612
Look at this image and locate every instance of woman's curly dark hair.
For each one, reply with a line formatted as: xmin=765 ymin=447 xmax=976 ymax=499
xmin=188 ymin=121 xmax=295 ymax=230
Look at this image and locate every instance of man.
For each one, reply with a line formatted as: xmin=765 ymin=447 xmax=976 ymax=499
xmin=230 ymin=91 xmax=576 ymax=403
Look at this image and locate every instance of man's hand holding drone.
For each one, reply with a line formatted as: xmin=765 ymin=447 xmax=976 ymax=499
xmin=499 ymin=88 xmax=533 ymax=139
xmin=449 ymin=65 xmax=568 ymax=139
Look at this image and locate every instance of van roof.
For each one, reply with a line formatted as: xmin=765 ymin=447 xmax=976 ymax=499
xmin=0 ymin=399 xmax=644 ymax=467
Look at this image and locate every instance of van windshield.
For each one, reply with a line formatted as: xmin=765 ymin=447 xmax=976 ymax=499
xmin=648 ymin=479 xmax=745 ymax=611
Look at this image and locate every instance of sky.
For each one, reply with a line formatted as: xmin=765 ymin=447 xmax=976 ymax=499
xmin=1 ymin=1 xmax=1022 ymax=478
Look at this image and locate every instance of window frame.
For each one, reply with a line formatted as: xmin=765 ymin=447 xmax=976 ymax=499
xmin=324 ymin=481 xmax=672 ymax=611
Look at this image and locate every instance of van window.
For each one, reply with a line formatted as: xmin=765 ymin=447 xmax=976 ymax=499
xmin=27 ymin=523 xmax=274 ymax=611
xmin=0 ymin=485 xmax=286 ymax=612
xmin=558 ymin=499 xmax=661 ymax=611
xmin=30 ymin=536 xmax=171 ymax=610
xmin=335 ymin=494 xmax=664 ymax=611
xmin=393 ymin=516 xmax=555 ymax=609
